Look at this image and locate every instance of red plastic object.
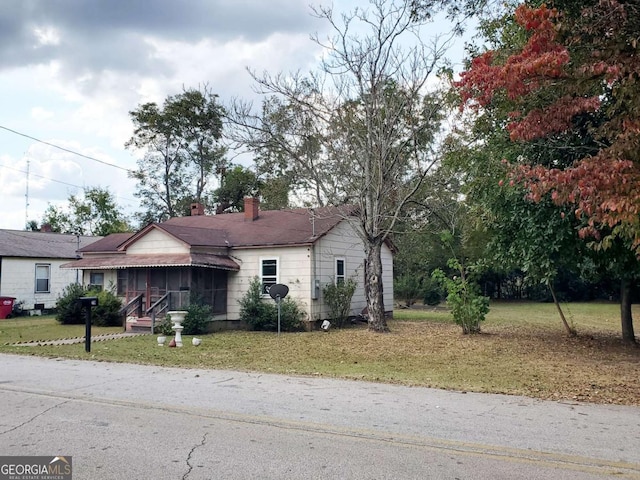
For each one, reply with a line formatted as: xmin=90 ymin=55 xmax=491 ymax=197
xmin=0 ymin=297 xmax=15 ymax=319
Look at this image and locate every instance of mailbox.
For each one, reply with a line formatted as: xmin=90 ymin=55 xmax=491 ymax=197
xmin=78 ymin=297 xmax=99 ymax=308
xmin=77 ymin=297 xmax=98 ymax=352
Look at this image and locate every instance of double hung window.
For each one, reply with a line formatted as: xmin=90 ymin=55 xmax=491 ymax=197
xmin=89 ymin=272 xmax=105 ymax=291
xmin=35 ymin=264 xmax=51 ymax=293
xmin=335 ymin=258 xmax=346 ymax=285
xmin=261 ymin=258 xmax=278 ymax=295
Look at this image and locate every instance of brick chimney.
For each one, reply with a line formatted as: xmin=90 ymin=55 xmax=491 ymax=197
xmin=190 ymin=202 xmax=205 ymax=216
xmin=40 ymin=223 xmax=52 ymax=232
xmin=244 ymin=197 xmax=259 ymax=221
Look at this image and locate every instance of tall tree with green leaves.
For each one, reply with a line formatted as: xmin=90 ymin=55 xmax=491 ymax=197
xmin=126 ymin=85 xmax=227 ymax=223
xmin=40 ymin=186 xmax=132 ymax=236
xmin=211 ymin=165 xmax=259 ymax=214
xmin=230 ymin=0 xmax=450 ymax=332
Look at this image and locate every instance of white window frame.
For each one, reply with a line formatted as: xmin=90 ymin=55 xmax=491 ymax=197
xmin=260 ymin=257 xmax=279 ymax=296
xmin=35 ymin=263 xmax=51 ymax=293
xmin=335 ymin=257 xmax=346 ymax=285
xmin=89 ymin=272 xmax=105 ymax=291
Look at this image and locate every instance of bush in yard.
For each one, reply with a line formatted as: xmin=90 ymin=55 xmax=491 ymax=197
xmin=183 ymin=299 xmax=212 ymax=335
xmin=422 ymin=277 xmax=443 ymax=306
xmin=56 ymin=283 xmax=87 ymax=324
xmin=394 ymin=274 xmax=423 ymax=307
xmin=90 ymin=286 xmax=123 ymax=327
xmin=432 ymin=259 xmax=490 ymax=334
xmin=156 ymin=316 xmax=174 ymax=336
xmin=57 ymin=283 xmax=123 ymax=326
xmin=322 ymin=278 xmax=357 ymax=327
xmin=239 ymin=276 xmax=306 ymax=331
xmin=278 ymin=297 xmax=306 ymax=332
xmin=239 ymin=277 xmax=274 ymax=330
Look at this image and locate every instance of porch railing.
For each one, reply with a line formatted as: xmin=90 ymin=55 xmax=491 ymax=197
xmin=147 ymin=294 xmax=169 ymax=335
xmin=119 ymin=294 xmax=144 ymax=331
xmin=119 ymin=290 xmax=192 ymax=333
xmin=146 ymin=290 xmax=191 ymax=334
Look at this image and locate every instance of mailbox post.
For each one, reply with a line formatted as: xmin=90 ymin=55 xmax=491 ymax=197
xmin=78 ymin=297 xmax=98 ymax=352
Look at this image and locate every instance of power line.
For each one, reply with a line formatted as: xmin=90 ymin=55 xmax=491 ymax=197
xmin=0 ymin=124 xmax=132 ymax=173
xmin=0 ymin=163 xmax=139 ymax=204
xmin=1 ymin=162 xmax=84 ymax=189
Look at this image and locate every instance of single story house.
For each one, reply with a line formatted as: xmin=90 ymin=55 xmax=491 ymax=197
xmin=0 ymin=228 xmax=101 ymax=315
xmin=62 ymin=198 xmax=394 ymax=329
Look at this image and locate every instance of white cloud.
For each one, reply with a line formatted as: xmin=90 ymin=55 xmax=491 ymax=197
xmin=30 ymin=107 xmax=54 ymax=121
xmin=0 ymin=0 xmax=472 ymax=230
xmin=33 ymin=25 xmax=61 ymax=47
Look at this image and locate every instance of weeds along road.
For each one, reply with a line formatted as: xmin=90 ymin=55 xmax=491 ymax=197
xmin=0 ymin=354 xmax=639 ymax=479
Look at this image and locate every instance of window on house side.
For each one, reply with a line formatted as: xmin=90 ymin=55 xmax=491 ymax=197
xmin=335 ymin=258 xmax=345 ymax=285
xmin=261 ymin=258 xmax=278 ymax=295
xmin=35 ymin=264 xmax=50 ymax=293
xmin=90 ymin=272 xmax=105 ymax=291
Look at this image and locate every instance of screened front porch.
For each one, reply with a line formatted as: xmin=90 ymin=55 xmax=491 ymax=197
xmin=117 ymin=266 xmax=228 ymax=316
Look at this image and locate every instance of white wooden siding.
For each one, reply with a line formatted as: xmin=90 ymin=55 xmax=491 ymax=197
xmin=224 ymin=220 xmax=394 ymax=322
xmin=126 ymin=229 xmax=189 ymax=254
xmin=314 ymin=220 xmax=367 ymax=320
xmin=0 ymin=258 xmax=82 ymax=310
xmin=314 ymin=220 xmax=394 ymax=320
xmin=226 ymin=246 xmax=312 ymax=320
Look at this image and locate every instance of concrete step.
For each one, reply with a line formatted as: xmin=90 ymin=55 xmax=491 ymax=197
xmin=126 ymin=316 xmax=154 ymax=333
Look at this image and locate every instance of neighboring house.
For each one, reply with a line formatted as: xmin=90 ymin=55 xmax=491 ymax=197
xmin=62 ymin=198 xmax=394 ymax=329
xmin=0 ymin=229 xmax=101 ymax=314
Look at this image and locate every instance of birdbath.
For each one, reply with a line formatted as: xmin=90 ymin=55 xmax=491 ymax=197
xmin=168 ymin=310 xmax=186 ymax=347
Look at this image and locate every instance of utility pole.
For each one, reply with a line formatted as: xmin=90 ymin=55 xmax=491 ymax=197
xmin=25 ymin=159 xmax=30 ymax=228
xmin=76 ymin=233 xmax=81 ymax=284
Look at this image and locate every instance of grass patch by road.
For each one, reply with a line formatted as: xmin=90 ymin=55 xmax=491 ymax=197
xmin=0 ymin=302 xmax=638 ymax=406
xmin=0 ymin=315 xmax=123 ymax=344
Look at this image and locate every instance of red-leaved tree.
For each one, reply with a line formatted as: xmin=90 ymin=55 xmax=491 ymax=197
xmin=458 ymin=2 xmax=640 ymax=249
xmin=457 ymin=1 xmax=640 ymax=343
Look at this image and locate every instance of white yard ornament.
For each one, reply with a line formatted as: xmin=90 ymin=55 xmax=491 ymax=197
xmin=168 ymin=310 xmax=186 ymax=347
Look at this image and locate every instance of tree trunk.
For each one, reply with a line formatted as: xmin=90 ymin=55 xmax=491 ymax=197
xmin=547 ymin=280 xmax=576 ymax=336
xmin=620 ymin=278 xmax=636 ymax=344
xmin=365 ymin=241 xmax=388 ymax=333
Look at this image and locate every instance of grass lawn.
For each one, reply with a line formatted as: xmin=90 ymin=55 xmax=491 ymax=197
xmin=0 ymin=315 xmax=123 ymax=343
xmin=1 ymin=302 xmax=638 ymax=406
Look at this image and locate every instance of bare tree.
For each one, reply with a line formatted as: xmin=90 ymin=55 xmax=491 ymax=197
xmin=229 ymin=0 xmax=452 ymax=332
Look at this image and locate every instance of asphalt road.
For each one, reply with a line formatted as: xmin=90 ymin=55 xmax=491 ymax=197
xmin=0 ymin=353 xmax=639 ymax=479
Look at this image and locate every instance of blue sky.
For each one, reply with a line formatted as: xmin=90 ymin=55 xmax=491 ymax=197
xmin=0 ymin=0 xmax=474 ymax=231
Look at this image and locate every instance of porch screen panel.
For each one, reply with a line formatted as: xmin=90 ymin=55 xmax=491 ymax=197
xmin=117 ymin=270 xmax=128 ymax=295
xmin=135 ymin=270 xmax=146 ymax=291
xmin=149 ymin=268 xmax=168 ymax=304
xmin=127 ymin=269 xmax=146 ymax=302
xmin=212 ymin=270 xmax=227 ymax=314
xmin=191 ymin=268 xmax=227 ymax=314
xmin=167 ymin=268 xmax=188 ymax=291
